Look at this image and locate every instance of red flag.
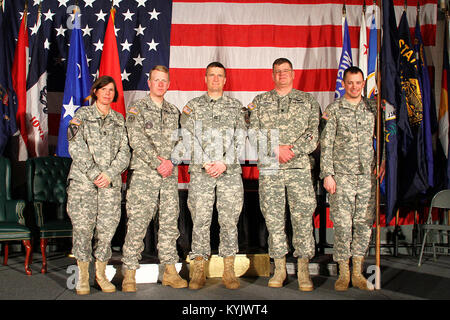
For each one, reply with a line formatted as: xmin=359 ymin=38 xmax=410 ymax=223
xmin=11 ymin=12 xmax=29 ymax=160
xmin=98 ymin=8 xmax=125 ymax=118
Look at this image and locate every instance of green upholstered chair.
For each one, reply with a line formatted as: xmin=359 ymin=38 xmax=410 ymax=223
xmin=26 ymin=156 xmax=72 ymax=273
xmin=0 ymin=156 xmax=32 ymax=275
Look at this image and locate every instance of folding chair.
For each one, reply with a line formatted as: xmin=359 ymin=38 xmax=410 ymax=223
xmin=418 ymin=189 xmax=450 ymax=266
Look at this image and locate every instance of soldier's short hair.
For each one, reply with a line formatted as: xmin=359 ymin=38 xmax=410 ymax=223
xmin=149 ymin=65 xmax=170 ymax=80
xmin=343 ymin=66 xmax=364 ymax=81
xmin=272 ymin=58 xmax=293 ymax=70
xmin=206 ymin=61 xmax=226 ymax=76
xmin=90 ymin=75 xmax=119 ymax=103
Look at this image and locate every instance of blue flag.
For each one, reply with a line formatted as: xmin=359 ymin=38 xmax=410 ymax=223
xmin=397 ymin=11 xmax=429 ymax=201
xmin=381 ymin=0 xmax=403 ymax=225
xmin=335 ymin=17 xmax=353 ymax=99
xmin=414 ymin=17 xmax=436 ymax=189
xmin=367 ymin=12 xmax=378 ymax=99
xmin=0 ymin=3 xmax=18 ymax=155
xmin=55 ymin=13 xmax=92 ymax=158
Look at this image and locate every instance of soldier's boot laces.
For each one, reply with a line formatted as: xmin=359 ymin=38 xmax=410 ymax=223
xmin=162 ymin=264 xmax=188 ymax=288
xmin=76 ymin=260 xmax=90 ymax=295
xmin=268 ymin=257 xmax=286 ymax=288
xmin=121 ymin=268 xmax=137 ymax=292
xmin=351 ymin=256 xmax=374 ymax=291
xmin=297 ymin=258 xmax=314 ymax=291
xmin=189 ymin=257 xmax=206 ymax=290
xmin=334 ymin=260 xmax=350 ymax=291
xmin=95 ymin=260 xmax=116 ymax=293
xmin=222 ymin=256 xmax=240 ymax=290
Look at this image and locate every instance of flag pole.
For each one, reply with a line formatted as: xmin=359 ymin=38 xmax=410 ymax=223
xmin=343 ymin=0 xmax=346 ymax=36
xmin=375 ymin=0 xmax=382 ymax=290
xmin=363 ymin=0 xmax=368 ymax=97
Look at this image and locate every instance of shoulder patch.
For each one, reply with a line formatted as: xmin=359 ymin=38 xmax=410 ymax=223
xmin=69 ymin=117 xmax=82 ymax=126
xmin=182 ymin=105 xmax=192 ymax=115
xmin=67 ymin=118 xmax=81 ymax=141
xmin=127 ymin=115 xmax=135 ymax=123
xmin=129 ymin=106 xmax=139 ymax=115
xmin=321 ymin=112 xmax=329 ymax=121
xmin=247 ymin=103 xmax=256 ymax=111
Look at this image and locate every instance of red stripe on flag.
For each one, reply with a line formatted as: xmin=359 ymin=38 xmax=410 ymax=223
xmin=170 ymin=68 xmax=338 ymax=92
xmin=171 ymin=24 xmax=357 ymax=48
xmin=48 ymin=113 xmax=60 ymax=136
xmin=171 ymin=24 xmax=436 ymax=48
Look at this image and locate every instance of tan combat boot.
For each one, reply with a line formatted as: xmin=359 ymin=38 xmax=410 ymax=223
xmin=122 ymin=268 xmax=137 ymax=292
xmin=162 ymin=264 xmax=188 ymax=288
xmin=189 ymin=257 xmax=206 ymax=290
xmin=351 ymin=256 xmax=374 ymax=291
xmin=76 ymin=260 xmax=90 ymax=295
xmin=334 ymin=260 xmax=350 ymax=291
xmin=297 ymin=257 xmax=314 ymax=291
xmin=268 ymin=257 xmax=286 ymax=288
xmin=222 ymin=256 xmax=240 ymax=290
xmin=95 ymin=260 xmax=116 ymax=293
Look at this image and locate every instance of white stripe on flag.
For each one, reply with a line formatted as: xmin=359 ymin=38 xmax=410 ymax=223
xmin=26 ymin=72 xmax=48 ymax=157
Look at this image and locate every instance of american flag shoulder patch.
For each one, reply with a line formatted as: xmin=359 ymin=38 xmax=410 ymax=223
xmin=183 ymin=105 xmax=192 ymax=115
xmin=129 ymin=107 xmax=139 ymax=115
xmin=69 ymin=117 xmax=82 ymax=126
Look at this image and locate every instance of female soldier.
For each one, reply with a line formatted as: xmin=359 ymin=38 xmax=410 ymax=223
xmin=67 ymin=76 xmax=130 ymax=295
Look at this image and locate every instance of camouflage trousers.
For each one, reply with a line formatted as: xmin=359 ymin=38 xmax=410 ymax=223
xmin=329 ymin=173 xmax=376 ymax=262
xmin=122 ymin=168 xmax=180 ymax=269
xmin=188 ymin=171 xmax=244 ymax=260
xmin=259 ymin=169 xmax=316 ymax=259
xmin=67 ymin=180 xmax=122 ymax=262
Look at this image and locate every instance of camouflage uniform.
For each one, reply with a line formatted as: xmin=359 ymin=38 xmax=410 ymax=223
xmin=121 ymin=96 xmax=182 ymax=269
xmin=320 ymin=97 xmax=380 ymax=262
xmin=67 ymin=104 xmax=130 ymax=262
xmin=180 ymin=93 xmax=246 ymax=260
xmin=248 ymin=89 xmax=320 ymax=259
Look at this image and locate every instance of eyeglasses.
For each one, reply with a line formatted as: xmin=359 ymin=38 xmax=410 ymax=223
xmin=273 ymin=69 xmax=293 ymax=74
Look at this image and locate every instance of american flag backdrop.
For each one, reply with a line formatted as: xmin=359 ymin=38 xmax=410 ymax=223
xmin=2 ymin=0 xmax=438 ymax=156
